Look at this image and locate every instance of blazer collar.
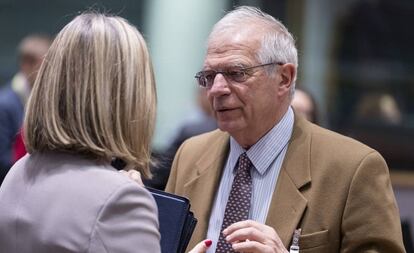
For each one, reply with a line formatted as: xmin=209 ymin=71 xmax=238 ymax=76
xmin=183 ymin=130 xmax=230 ymax=245
xmin=265 ymin=113 xmax=312 ymax=247
xmin=184 ymin=113 xmax=312 ymax=247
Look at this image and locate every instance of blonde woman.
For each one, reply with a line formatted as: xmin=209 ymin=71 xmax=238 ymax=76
xmin=0 ymin=13 xmax=160 ymax=252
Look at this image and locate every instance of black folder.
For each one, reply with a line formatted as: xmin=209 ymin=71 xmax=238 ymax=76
xmin=147 ymin=187 xmax=197 ymax=253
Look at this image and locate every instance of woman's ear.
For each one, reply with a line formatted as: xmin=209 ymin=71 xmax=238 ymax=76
xmin=278 ymin=63 xmax=296 ymax=96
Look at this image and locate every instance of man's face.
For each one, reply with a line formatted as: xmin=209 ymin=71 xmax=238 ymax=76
xmin=204 ymin=32 xmax=285 ymax=146
xmin=20 ymin=54 xmax=44 ymax=87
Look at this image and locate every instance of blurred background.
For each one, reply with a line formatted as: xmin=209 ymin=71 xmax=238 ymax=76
xmin=0 ymin=0 xmax=413 ymax=250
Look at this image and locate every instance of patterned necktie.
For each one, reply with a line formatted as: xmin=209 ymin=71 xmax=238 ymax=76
xmin=216 ymin=152 xmax=253 ymax=253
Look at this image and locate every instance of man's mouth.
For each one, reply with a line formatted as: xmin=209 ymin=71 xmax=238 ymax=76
xmin=216 ymin=108 xmax=234 ymax=112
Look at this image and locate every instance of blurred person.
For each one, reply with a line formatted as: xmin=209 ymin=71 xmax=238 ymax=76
xmin=291 ymin=88 xmax=318 ymax=124
xmin=0 ymin=34 xmax=51 ymax=184
xmin=0 ymin=13 xmax=161 ymax=253
xmin=166 ymin=6 xmax=405 ymax=253
xmin=169 ymin=88 xmax=217 ymax=151
xmin=145 ymin=88 xmax=217 ymax=190
xmin=354 ymin=92 xmax=402 ymax=125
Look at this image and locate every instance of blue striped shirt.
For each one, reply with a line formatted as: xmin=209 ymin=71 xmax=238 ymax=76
xmin=206 ymin=107 xmax=294 ymax=253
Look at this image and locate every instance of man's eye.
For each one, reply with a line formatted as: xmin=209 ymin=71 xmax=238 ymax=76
xmin=228 ymin=70 xmax=246 ymax=81
xmin=205 ymin=73 xmax=216 ymax=81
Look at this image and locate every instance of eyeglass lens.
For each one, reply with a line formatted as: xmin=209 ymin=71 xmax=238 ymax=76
xmin=195 ymin=62 xmax=282 ymax=88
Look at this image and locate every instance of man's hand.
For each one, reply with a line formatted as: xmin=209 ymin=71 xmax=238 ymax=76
xmin=223 ymin=220 xmax=288 ymax=253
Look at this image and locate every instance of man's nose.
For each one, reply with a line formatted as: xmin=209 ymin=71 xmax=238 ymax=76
xmin=208 ymin=73 xmax=231 ymax=97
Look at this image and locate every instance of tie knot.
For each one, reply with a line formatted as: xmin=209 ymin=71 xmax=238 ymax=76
xmin=237 ymin=153 xmax=252 ymax=173
xmin=239 ymin=152 xmax=251 ymax=163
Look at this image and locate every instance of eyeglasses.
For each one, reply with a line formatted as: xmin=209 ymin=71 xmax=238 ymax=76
xmin=194 ymin=62 xmax=283 ymax=88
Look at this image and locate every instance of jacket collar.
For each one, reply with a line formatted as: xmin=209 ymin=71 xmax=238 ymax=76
xmin=184 ymin=113 xmax=312 ymax=247
xmin=183 ymin=131 xmax=230 ymax=244
xmin=265 ymin=113 xmax=312 ymax=246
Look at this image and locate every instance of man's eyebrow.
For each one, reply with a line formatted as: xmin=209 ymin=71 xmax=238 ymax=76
xmin=231 ymin=62 xmax=247 ymax=68
xmin=203 ymin=62 xmax=248 ymax=70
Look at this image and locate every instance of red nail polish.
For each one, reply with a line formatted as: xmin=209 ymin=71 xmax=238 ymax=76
xmin=204 ymin=239 xmax=212 ymax=247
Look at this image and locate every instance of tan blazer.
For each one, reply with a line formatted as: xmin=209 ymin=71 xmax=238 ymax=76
xmin=0 ymin=152 xmax=161 ymax=253
xmin=166 ymin=115 xmax=405 ymax=253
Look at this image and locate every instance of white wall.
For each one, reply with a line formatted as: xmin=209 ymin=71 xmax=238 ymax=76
xmin=144 ymin=0 xmax=228 ymax=149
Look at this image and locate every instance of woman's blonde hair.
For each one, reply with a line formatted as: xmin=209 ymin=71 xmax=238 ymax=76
xmin=24 ymin=13 xmax=156 ymax=178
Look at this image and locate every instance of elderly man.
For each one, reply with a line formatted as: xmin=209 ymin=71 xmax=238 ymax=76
xmin=166 ymin=6 xmax=405 ymax=253
xmin=0 ymin=34 xmax=52 ymax=184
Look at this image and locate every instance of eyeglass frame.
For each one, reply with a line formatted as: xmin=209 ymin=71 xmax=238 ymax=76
xmin=194 ymin=62 xmax=284 ymax=88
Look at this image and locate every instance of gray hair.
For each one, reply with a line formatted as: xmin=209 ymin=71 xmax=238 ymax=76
xmin=208 ymin=6 xmax=298 ymax=97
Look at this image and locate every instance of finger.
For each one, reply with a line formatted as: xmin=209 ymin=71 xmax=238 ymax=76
xmin=119 ymin=169 xmax=144 ymax=186
xmin=119 ymin=170 xmax=128 ymax=176
xmin=225 ymin=226 xmax=266 ymax=244
xmin=188 ymin=239 xmax=213 ymax=253
xmin=128 ymin=170 xmax=144 ymax=186
xmin=223 ymin=220 xmax=266 ymax=236
xmin=232 ymin=240 xmax=272 ymax=253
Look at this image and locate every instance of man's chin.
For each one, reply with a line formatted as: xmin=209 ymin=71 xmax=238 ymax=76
xmin=217 ymin=121 xmax=243 ymax=134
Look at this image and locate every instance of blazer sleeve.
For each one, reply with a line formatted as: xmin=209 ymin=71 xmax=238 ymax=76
xmin=340 ymin=151 xmax=406 ymax=253
xmin=88 ymin=182 xmax=161 ymax=253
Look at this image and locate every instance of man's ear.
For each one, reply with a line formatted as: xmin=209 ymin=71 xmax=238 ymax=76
xmin=277 ymin=63 xmax=296 ymax=96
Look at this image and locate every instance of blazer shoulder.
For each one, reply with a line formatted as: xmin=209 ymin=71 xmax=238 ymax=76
xmin=167 ymin=129 xmax=229 ymax=185
xmin=179 ymin=129 xmax=229 ymax=154
xmin=312 ymin=123 xmax=374 ymax=150
xmin=307 ymin=122 xmax=381 ymax=164
xmin=89 ymin=181 xmax=160 ymax=253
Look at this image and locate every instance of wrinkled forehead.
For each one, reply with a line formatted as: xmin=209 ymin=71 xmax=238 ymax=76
xmin=205 ymin=27 xmax=262 ymax=68
xmin=208 ymin=22 xmax=264 ymax=48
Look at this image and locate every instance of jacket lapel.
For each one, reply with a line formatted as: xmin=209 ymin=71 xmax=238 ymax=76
xmin=183 ymin=131 xmax=230 ymax=246
xmin=266 ymin=115 xmax=312 ymax=247
xmin=183 ymin=116 xmax=312 ymax=248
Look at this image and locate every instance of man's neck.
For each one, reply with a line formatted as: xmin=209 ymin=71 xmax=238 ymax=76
xmin=232 ymin=106 xmax=290 ymax=149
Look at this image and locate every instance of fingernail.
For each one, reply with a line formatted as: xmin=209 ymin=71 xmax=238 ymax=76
xmin=204 ymin=239 xmax=212 ymax=247
xmin=222 ymin=229 xmax=228 ymax=236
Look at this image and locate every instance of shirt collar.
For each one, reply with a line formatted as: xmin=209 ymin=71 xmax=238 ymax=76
xmin=11 ymin=72 xmax=31 ymax=105
xmin=229 ymin=107 xmax=295 ymax=175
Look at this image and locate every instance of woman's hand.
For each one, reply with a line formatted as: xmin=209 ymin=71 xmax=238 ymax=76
xmin=188 ymin=239 xmax=213 ymax=253
xmin=120 ymin=170 xmax=144 ymax=186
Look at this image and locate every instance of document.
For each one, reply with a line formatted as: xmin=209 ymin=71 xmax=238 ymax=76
xmin=147 ymin=187 xmax=197 ymax=253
